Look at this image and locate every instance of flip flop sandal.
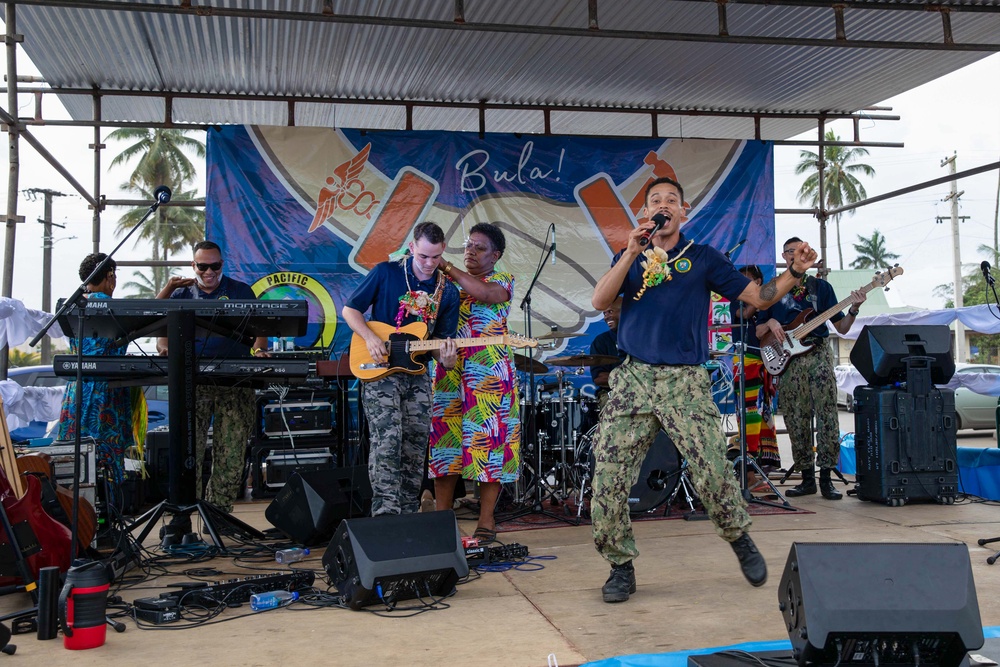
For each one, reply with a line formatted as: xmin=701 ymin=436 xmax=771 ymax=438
xmin=473 ymin=527 xmax=497 ymax=543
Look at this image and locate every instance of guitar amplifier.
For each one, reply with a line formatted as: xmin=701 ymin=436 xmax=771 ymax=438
xmin=262 ymin=401 xmax=334 ymax=437
xmin=40 ymin=438 xmax=98 ymax=487
xmin=257 ymin=447 xmax=336 ymax=493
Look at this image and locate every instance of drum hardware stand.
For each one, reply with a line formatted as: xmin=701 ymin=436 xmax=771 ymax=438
xmin=498 ymin=223 xmax=578 ymax=527
xmin=730 ymin=302 xmax=793 ymax=510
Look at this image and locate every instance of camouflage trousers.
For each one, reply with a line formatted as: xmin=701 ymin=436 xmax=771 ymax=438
xmin=363 ymin=372 xmax=432 ymax=516
xmin=196 ymin=386 xmax=256 ymax=513
xmin=779 ymin=342 xmax=840 ymax=471
xmin=591 ymin=357 xmax=750 ymax=565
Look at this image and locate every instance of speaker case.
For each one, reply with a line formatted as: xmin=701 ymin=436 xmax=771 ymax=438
xmin=323 ymin=513 xmax=470 ymax=610
xmin=778 ymin=542 xmax=983 ymax=667
xmin=264 ymin=467 xmax=373 ymax=545
xmin=853 ymin=386 xmax=958 ymax=506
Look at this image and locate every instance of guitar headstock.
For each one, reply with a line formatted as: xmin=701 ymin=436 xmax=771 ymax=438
xmin=872 ymin=265 xmax=904 ymax=288
xmin=505 ymin=333 xmax=538 ymax=349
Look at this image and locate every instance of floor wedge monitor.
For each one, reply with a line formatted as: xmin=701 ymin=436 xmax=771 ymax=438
xmin=323 ymin=512 xmax=469 ymax=610
xmin=778 ymin=542 xmax=983 ymax=667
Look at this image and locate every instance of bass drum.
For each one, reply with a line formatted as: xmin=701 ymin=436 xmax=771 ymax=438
xmin=575 ymin=425 xmax=682 ymax=514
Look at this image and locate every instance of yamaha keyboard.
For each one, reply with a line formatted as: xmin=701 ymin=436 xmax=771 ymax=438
xmin=56 ymin=298 xmax=308 ymax=342
xmin=53 ymin=354 xmax=313 ymax=387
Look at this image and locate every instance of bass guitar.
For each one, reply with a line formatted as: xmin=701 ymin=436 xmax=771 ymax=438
xmin=17 ymin=451 xmax=98 ymax=552
xmin=759 ymin=266 xmax=904 ymax=376
xmin=350 ymin=321 xmax=538 ymax=382
xmin=0 ymin=400 xmax=72 ymax=587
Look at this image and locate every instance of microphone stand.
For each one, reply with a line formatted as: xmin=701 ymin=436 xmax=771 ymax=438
xmin=28 ymin=192 xmax=168 ymax=564
xmin=497 ymin=226 xmax=577 ymax=527
xmin=729 ymin=299 xmax=792 ymax=510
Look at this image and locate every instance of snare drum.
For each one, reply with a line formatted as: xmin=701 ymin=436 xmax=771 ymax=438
xmin=575 ymin=425 xmax=682 ymax=514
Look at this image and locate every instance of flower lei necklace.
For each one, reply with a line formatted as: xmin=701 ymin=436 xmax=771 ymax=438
xmin=395 ymin=256 xmax=446 ymax=329
xmin=634 ymin=240 xmax=694 ymax=301
xmin=790 ymin=278 xmax=808 ymax=302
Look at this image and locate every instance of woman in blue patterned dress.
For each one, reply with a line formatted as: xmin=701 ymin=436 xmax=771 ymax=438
xmin=57 ymin=253 xmax=139 ymax=482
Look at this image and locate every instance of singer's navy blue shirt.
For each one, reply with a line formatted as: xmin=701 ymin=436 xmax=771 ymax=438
xmin=613 ymin=234 xmax=750 ymax=366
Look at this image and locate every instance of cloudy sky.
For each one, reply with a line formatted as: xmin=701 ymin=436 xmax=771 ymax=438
xmin=0 ymin=40 xmax=998 ymax=315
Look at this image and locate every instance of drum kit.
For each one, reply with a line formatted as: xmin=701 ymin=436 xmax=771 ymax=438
xmin=507 ymin=337 xmax=699 ymax=520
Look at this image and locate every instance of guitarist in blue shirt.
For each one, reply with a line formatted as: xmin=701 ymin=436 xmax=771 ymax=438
xmin=342 ymin=222 xmax=460 ymax=516
xmin=756 ymin=237 xmax=866 ymax=500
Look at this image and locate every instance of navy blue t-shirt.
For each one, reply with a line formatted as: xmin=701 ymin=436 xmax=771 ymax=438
xmin=614 ymin=234 xmax=751 ymax=366
xmin=758 ymin=276 xmax=844 ymax=340
xmin=589 ymin=329 xmax=624 ymax=383
xmin=168 ymin=274 xmax=257 ymax=358
xmin=345 ymin=257 xmax=460 ymax=340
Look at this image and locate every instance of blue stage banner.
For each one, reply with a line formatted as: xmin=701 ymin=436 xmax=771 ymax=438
xmin=206 ymin=127 xmax=774 ymax=394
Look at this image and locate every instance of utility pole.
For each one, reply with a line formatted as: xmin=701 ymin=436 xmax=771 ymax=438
xmin=939 ymin=152 xmax=966 ymax=363
xmin=26 ymin=188 xmax=68 ymax=365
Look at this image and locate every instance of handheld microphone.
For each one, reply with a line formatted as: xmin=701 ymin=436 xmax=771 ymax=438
xmin=153 ymin=185 xmax=172 ymax=204
xmin=638 ymin=213 xmax=668 ymax=247
xmin=551 ymin=226 xmax=556 ymax=265
xmin=725 ymin=238 xmax=748 ymax=259
xmin=982 ymin=260 xmax=995 ymax=287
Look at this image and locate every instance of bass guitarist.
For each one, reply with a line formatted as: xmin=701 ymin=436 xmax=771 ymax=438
xmin=756 ymin=236 xmax=866 ymax=500
xmin=342 ymin=221 xmax=460 ymax=516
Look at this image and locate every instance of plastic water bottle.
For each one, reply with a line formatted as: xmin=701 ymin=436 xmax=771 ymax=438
xmin=249 ymin=590 xmax=299 ymax=611
xmin=275 ymin=547 xmax=309 ymax=564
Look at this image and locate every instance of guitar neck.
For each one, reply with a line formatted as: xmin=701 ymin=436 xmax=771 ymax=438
xmin=407 ymin=335 xmax=509 ymax=352
xmin=793 ymin=281 xmax=877 ymax=339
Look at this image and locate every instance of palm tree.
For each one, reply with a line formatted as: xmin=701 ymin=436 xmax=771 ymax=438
xmin=795 ymin=130 xmax=876 ymax=270
xmin=8 ymin=349 xmax=40 ymax=367
xmin=850 ymin=230 xmax=900 ymax=270
xmin=108 ymin=128 xmax=206 ymax=292
xmin=121 ymin=264 xmax=181 ymax=298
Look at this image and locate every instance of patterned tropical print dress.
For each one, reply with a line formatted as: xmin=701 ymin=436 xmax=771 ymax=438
xmin=428 ymin=271 xmax=520 ymax=483
xmin=57 ymin=291 xmax=139 ymax=483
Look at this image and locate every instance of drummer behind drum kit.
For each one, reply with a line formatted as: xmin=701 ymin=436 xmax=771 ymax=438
xmin=513 ymin=345 xmax=702 ymax=519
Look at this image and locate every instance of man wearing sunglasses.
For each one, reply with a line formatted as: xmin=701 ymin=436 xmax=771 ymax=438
xmin=156 ymin=240 xmax=268 ymax=534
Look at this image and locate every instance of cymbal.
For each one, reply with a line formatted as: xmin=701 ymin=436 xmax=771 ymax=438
xmin=547 ymin=354 xmax=620 ymax=367
xmin=513 ymin=354 xmax=549 ymax=374
xmin=535 ymin=330 xmax=584 ymax=340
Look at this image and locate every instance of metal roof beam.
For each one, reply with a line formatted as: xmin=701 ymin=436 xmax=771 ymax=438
xmin=5 ymin=0 xmax=999 ymax=52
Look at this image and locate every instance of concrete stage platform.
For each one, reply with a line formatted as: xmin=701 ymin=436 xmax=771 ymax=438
xmin=3 ymin=412 xmax=998 ymax=666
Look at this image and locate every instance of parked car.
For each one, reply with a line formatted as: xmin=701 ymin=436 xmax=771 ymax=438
xmin=953 ymin=363 xmax=1000 ymax=431
xmin=6 ymin=364 xmax=169 ymax=440
xmin=835 ymin=364 xmax=858 ymax=412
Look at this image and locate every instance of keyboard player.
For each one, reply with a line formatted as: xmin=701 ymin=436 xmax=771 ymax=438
xmin=155 ymin=241 xmax=268 ymax=533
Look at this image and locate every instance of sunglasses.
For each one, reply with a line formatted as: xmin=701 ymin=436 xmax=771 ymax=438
xmin=195 ymin=261 xmax=223 ymax=271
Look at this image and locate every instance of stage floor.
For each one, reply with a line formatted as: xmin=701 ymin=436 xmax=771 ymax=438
xmin=4 ymin=412 xmax=1000 ymax=666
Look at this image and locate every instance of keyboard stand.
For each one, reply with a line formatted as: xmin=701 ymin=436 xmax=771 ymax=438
xmin=121 ymin=309 xmax=264 ymax=551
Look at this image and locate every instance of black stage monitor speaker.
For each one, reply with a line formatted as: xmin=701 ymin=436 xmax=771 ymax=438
xmin=850 ymin=325 xmax=955 ymax=386
xmin=323 ymin=512 xmax=470 ymax=610
xmin=778 ymin=542 xmax=983 ymax=667
xmin=265 ymin=467 xmax=373 ymax=546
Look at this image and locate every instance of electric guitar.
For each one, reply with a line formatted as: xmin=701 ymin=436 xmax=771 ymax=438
xmin=759 ymin=266 xmax=904 ymax=376
xmin=350 ymin=321 xmax=538 ymax=382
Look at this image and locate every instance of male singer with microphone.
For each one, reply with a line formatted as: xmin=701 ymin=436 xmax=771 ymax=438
xmin=589 ymin=176 xmax=818 ymax=603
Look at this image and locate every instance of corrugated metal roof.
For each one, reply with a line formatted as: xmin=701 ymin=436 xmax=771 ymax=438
xmin=3 ymin=0 xmax=999 ymax=138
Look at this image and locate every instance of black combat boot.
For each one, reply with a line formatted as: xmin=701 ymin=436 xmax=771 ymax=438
xmin=601 ymin=561 xmax=636 ymax=603
xmin=785 ymin=467 xmax=817 ymax=497
xmin=730 ymin=533 xmax=768 ymax=587
xmin=819 ymin=468 xmax=843 ymax=500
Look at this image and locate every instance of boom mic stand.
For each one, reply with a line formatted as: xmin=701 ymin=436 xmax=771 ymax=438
xmin=729 ymin=299 xmax=792 ymax=510
xmin=497 ymin=224 xmax=577 ymax=527
xmin=28 ymin=186 xmax=173 ymax=563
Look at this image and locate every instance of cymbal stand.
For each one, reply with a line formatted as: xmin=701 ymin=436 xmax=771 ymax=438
xmin=730 ymin=301 xmax=793 ymax=510
xmin=548 ymin=367 xmax=584 ymax=500
xmin=498 ymin=223 xmax=577 ymax=527
xmin=668 ymin=462 xmax=700 ymax=516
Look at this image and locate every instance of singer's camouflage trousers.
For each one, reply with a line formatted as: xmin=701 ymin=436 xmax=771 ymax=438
xmin=591 ymin=357 xmax=750 ymax=566
xmin=196 ymin=386 xmax=256 ymax=513
xmin=363 ymin=372 xmax=433 ymax=516
xmin=779 ymin=342 xmax=841 ymax=472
